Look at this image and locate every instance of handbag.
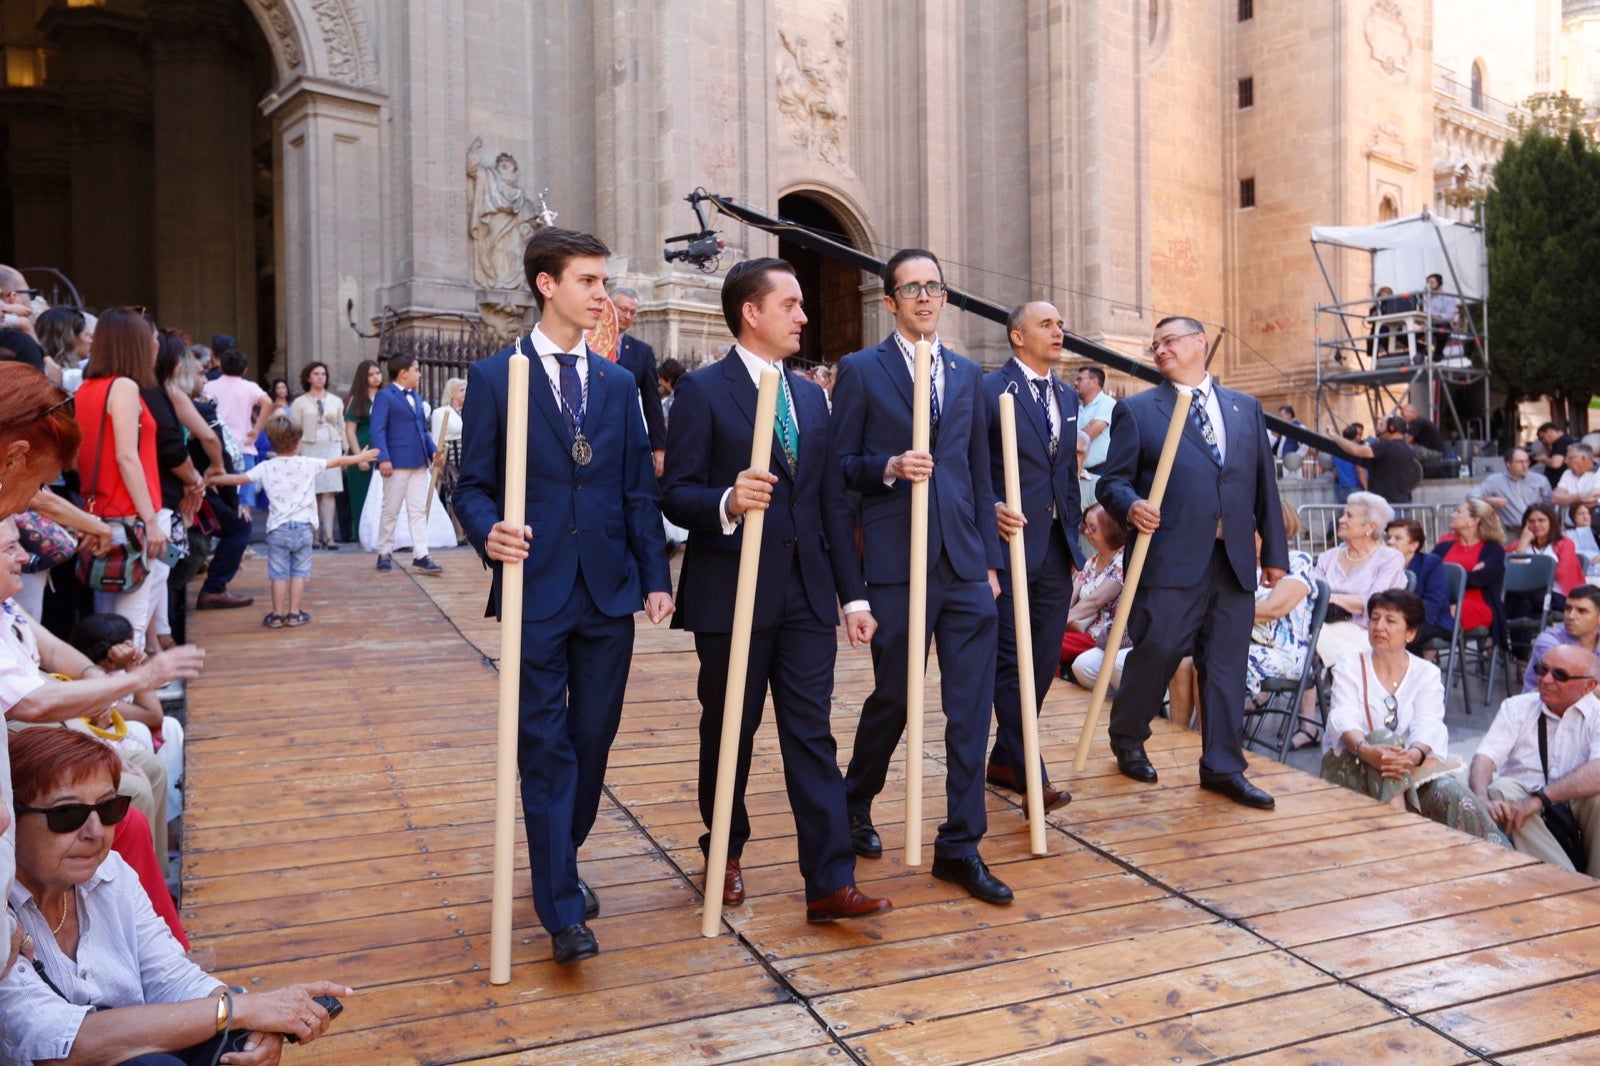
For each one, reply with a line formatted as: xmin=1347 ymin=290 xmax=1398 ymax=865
xmin=1537 ymin=714 xmax=1589 ymax=869
xmin=15 ymin=509 xmax=77 ymax=573
xmin=73 ymin=404 xmax=151 ymax=595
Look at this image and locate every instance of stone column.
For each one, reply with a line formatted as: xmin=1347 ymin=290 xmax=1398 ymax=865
xmin=145 ymin=0 xmax=257 ymax=361
xmin=261 ymin=78 xmax=384 ymax=386
xmin=38 ymin=6 xmax=154 ymax=311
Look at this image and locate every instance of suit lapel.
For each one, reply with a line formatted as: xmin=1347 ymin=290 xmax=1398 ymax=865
xmin=581 ymin=348 xmax=609 ymax=432
xmin=720 ymin=348 xmax=790 ymax=478
xmin=1216 ymin=385 xmax=1246 ymax=463
xmin=876 ymin=339 xmax=914 ymax=412
xmin=1170 ymin=382 xmax=1219 ymax=466
xmin=522 ymin=335 xmax=570 ymax=445
xmin=1004 ymin=361 xmax=1052 ymax=456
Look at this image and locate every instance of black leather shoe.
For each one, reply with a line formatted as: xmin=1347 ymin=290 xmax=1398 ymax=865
xmin=578 ymin=878 xmax=599 ymax=920
xmin=1113 ymin=746 xmax=1158 ymax=783
xmin=849 ymin=813 xmax=882 ymax=859
xmin=1199 ymin=772 xmax=1275 ymax=810
xmin=931 ymin=854 xmax=1014 ymax=905
xmin=550 ymin=922 xmax=598 ymax=965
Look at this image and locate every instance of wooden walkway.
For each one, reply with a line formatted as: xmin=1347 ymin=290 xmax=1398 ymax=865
xmin=178 ymin=549 xmax=1600 ymax=1064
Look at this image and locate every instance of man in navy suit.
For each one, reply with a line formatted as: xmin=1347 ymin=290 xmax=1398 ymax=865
xmin=370 ymin=353 xmax=444 ymax=574
xmin=454 ymin=227 xmax=675 ymax=965
xmin=610 ymin=286 xmax=668 ymax=478
xmin=660 ymin=257 xmax=891 ymax=923
xmin=982 ymin=301 xmax=1084 ymax=811
xmin=832 ymin=249 xmax=1012 ymax=905
xmin=1095 ymin=315 xmax=1288 ymax=809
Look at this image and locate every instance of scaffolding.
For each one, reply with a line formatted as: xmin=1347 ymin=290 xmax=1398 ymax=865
xmin=1310 ymin=212 xmax=1492 ymax=466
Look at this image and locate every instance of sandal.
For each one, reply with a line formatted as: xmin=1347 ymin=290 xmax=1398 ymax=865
xmin=262 ymin=613 xmax=286 ymax=629
xmin=1289 ymin=729 xmax=1321 ymax=750
xmin=285 ymin=611 xmax=311 ymax=627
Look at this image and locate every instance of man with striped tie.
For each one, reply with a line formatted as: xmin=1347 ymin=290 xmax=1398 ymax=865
xmin=1095 ymin=316 xmax=1288 ymax=809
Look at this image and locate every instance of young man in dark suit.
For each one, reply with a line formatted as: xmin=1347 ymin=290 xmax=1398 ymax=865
xmin=831 ymin=249 xmax=1012 ymax=905
xmin=1095 ymin=315 xmax=1288 ymax=809
xmin=982 ymin=301 xmax=1084 ymax=811
xmin=660 ymin=257 xmax=891 ymax=923
xmin=454 ymin=227 xmax=674 ymax=965
xmin=610 ymin=285 xmax=668 ymax=478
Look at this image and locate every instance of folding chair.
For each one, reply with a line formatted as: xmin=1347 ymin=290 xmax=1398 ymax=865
xmin=1242 ymin=579 xmax=1332 ymax=760
xmin=1430 ymin=562 xmax=1469 ymax=708
xmin=1487 ymin=552 xmax=1557 ymax=709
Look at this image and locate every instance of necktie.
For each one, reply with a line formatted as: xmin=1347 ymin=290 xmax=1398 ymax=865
xmin=1032 ymin=379 xmax=1056 ymax=459
xmin=775 ymin=376 xmax=798 ymax=472
xmin=1190 ymin=388 xmax=1222 ymax=464
xmin=555 ymin=353 xmax=583 ymax=438
xmin=927 ymin=362 xmax=941 ymax=451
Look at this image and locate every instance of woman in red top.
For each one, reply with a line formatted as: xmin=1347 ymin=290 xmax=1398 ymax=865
xmin=1431 ymin=498 xmax=1507 ymax=650
xmin=74 ymin=309 xmax=170 ymax=649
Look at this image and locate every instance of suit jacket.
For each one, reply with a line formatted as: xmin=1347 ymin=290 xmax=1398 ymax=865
xmin=982 ymin=362 xmax=1086 ymax=574
xmin=369 ymin=383 xmax=436 ymax=468
xmin=660 ymin=349 xmax=866 ymax=632
xmin=617 ymin=333 xmax=667 ymax=452
xmin=454 ymin=336 xmax=671 ymax=622
xmin=1096 ymin=380 xmax=1287 ymax=590
xmin=832 ymin=334 xmax=1004 ymax=585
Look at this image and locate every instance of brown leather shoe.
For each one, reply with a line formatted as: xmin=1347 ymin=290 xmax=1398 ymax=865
xmin=806 ymin=884 xmax=892 ymax=924
xmin=195 ymin=589 xmax=254 ymax=610
xmin=987 ymin=761 xmax=1069 ymax=811
xmin=985 ymin=761 xmax=1020 ymax=791
xmin=721 ymin=860 xmax=745 ymax=906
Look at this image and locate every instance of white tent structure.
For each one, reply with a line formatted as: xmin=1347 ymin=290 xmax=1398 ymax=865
xmin=1309 ymin=210 xmax=1490 ymax=460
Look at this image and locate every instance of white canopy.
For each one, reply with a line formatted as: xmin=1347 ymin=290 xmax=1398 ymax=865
xmin=1310 ymin=212 xmax=1487 ymax=300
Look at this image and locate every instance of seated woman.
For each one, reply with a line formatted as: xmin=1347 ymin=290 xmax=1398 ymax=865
xmin=0 ymin=728 xmax=351 ymax=1065
xmin=1432 ymin=498 xmax=1508 ymax=654
xmin=1385 ymin=517 xmax=1453 ymax=650
xmin=1172 ymin=501 xmax=1318 ymax=742
xmin=1321 ymin=589 xmax=1507 ymax=844
xmin=1508 ymin=501 xmax=1584 ymax=627
xmin=1312 ymin=491 xmax=1408 ymax=665
xmin=1572 ymin=502 xmax=1600 ymax=578
xmin=1062 ymin=505 xmax=1129 ymax=691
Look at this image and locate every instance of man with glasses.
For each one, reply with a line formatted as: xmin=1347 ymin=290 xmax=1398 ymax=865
xmin=1470 ymin=645 xmax=1600 ymax=874
xmin=831 ymin=248 xmax=1012 ymax=906
xmin=1524 ymin=586 xmax=1600 ymax=693
xmin=610 ymin=286 xmax=668 ymax=479
xmin=1470 ymin=447 xmax=1550 ymax=532
xmin=1095 ymin=316 xmax=1288 ymax=809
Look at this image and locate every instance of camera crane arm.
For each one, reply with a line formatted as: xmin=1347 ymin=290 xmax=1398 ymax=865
xmin=678 ymin=189 xmax=1346 ymax=458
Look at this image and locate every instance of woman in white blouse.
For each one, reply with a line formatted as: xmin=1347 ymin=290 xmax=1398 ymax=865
xmin=0 ymin=728 xmax=349 ymax=1064
xmin=1321 ymin=588 xmax=1506 ymax=843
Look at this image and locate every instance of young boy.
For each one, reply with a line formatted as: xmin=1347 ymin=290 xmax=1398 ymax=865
xmin=208 ymin=414 xmax=378 ymax=628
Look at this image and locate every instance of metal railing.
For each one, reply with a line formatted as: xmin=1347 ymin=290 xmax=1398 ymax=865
xmin=1294 ymin=501 xmax=1458 ymax=557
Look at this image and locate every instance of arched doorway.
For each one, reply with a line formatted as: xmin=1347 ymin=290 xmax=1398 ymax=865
xmin=0 ymin=0 xmax=277 ymax=368
xmin=777 ymin=192 xmax=864 ymax=365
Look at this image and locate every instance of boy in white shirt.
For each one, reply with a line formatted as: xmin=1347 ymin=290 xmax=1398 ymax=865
xmin=208 ymin=415 xmax=377 ymax=628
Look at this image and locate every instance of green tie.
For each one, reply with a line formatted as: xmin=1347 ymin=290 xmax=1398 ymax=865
xmin=775 ymin=377 xmax=798 ymax=472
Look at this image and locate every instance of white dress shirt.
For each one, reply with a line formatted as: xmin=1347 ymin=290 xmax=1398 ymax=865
xmin=528 ymin=323 xmax=588 ymax=411
xmin=1476 ymin=690 xmax=1600 ymax=791
xmin=1324 ymin=652 xmax=1449 ymax=757
xmin=1011 ymin=358 xmax=1061 ymax=452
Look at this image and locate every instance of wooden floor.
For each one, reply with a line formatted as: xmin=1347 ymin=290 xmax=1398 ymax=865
xmin=178 ymin=548 xmax=1600 ymax=1064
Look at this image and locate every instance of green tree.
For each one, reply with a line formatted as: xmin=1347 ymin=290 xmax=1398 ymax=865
xmin=1485 ymin=126 xmax=1600 ymax=434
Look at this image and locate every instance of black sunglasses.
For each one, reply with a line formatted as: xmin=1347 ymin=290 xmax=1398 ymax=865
xmin=15 ymin=794 xmax=132 ymax=833
xmin=1533 ymin=663 xmax=1596 ymax=684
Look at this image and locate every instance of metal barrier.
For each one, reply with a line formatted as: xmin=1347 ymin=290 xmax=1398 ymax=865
xmin=1294 ymin=499 xmax=1456 ymax=556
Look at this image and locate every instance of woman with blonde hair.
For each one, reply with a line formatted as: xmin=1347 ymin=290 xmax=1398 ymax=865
xmin=430 ymin=377 xmax=467 ymax=544
xmin=1432 ymin=497 xmax=1508 ymax=653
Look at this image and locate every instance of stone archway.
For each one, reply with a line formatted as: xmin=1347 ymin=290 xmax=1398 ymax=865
xmin=776 ymin=189 xmax=875 ymax=365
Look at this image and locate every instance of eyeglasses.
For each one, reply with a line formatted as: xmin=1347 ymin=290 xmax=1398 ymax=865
xmin=1381 ymin=694 xmax=1399 ymax=731
xmin=892 ymin=281 xmax=947 ymax=300
xmin=5 ymin=288 xmax=40 ymax=301
xmin=15 ymin=794 xmax=132 ymax=833
xmin=1532 ymin=663 xmax=1596 ymax=684
xmin=1148 ymin=331 xmax=1203 ymax=355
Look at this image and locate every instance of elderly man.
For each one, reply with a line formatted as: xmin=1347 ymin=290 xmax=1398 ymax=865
xmin=1525 ymin=586 xmax=1600 ymax=692
xmin=1470 ymin=645 xmax=1600 ymax=875
xmin=1553 ymin=444 xmax=1599 ymax=510
xmin=1470 ymin=447 xmax=1551 ymax=531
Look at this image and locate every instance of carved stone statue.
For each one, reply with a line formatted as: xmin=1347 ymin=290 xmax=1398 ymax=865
xmin=776 ymin=13 xmax=851 ymax=171
xmin=467 ymin=137 xmax=538 ymax=293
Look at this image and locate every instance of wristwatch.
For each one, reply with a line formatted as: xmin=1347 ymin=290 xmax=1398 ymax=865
xmin=1531 ymin=787 xmax=1552 ymax=810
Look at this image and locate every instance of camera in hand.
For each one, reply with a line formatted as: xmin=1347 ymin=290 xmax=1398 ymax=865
xmin=283 ymin=994 xmax=344 ymax=1043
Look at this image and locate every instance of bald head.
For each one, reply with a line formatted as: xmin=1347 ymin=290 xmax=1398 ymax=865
xmin=1539 ymin=644 xmax=1600 ymax=714
xmin=1007 ymin=301 xmax=1065 ymax=375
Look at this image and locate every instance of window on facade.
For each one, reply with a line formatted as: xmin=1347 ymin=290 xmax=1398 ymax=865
xmin=1239 ymin=178 xmax=1256 ymax=209
xmin=1238 ymin=77 xmax=1254 ymax=108
xmin=1470 ymin=61 xmax=1485 ymax=111
xmin=1238 ymin=0 xmax=1253 ymax=21
xmin=1379 ymin=196 xmax=1399 ymax=222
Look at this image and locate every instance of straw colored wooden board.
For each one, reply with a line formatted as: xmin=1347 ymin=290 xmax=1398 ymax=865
xmin=1422 ymin=971 xmax=1600 ymax=1056
xmin=1220 ymin=1020 xmax=1482 ymax=1066
xmin=1358 ymin=924 xmax=1600 ymax=1013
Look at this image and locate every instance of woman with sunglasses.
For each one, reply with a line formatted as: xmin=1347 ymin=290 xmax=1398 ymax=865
xmin=1321 ymin=588 xmax=1506 ymax=843
xmin=0 ymin=729 xmax=351 ymax=1065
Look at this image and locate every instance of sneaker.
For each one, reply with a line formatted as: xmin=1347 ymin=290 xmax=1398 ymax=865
xmin=376 ymin=554 xmax=394 ymax=571
xmin=413 ymin=556 xmax=443 ymax=576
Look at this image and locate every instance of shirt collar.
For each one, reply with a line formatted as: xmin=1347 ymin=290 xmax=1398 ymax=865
xmin=732 ymin=343 xmax=785 ymax=385
xmin=893 ymin=331 xmax=942 ymax=366
xmin=531 ymin=323 xmax=586 ymax=359
xmin=1011 ymin=357 xmax=1053 ymax=385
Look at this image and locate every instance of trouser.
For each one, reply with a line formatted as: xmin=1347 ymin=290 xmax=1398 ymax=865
xmin=1488 ymin=778 xmax=1600 ymax=877
xmin=377 ymin=466 xmax=431 ymax=558
xmin=200 ymin=494 xmax=250 ymax=595
xmin=990 ymin=525 xmax=1074 ymax=788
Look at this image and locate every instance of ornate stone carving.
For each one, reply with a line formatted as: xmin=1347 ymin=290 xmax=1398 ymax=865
xmin=467 ymin=137 xmax=541 ymax=327
xmin=257 ymin=0 xmax=303 ymax=70
xmin=310 ymin=0 xmax=378 ymax=86
xmin=1364 ymin=0 xmax=1413 ymax=77
xmin=776 ymin=11 xmax=852 ymax=172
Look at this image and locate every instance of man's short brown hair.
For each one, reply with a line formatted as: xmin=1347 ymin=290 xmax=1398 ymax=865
xmin=720 ymin=258 xmax=796 ymax=337
xmin=523 ymin=228 xmax=611 ymax=311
